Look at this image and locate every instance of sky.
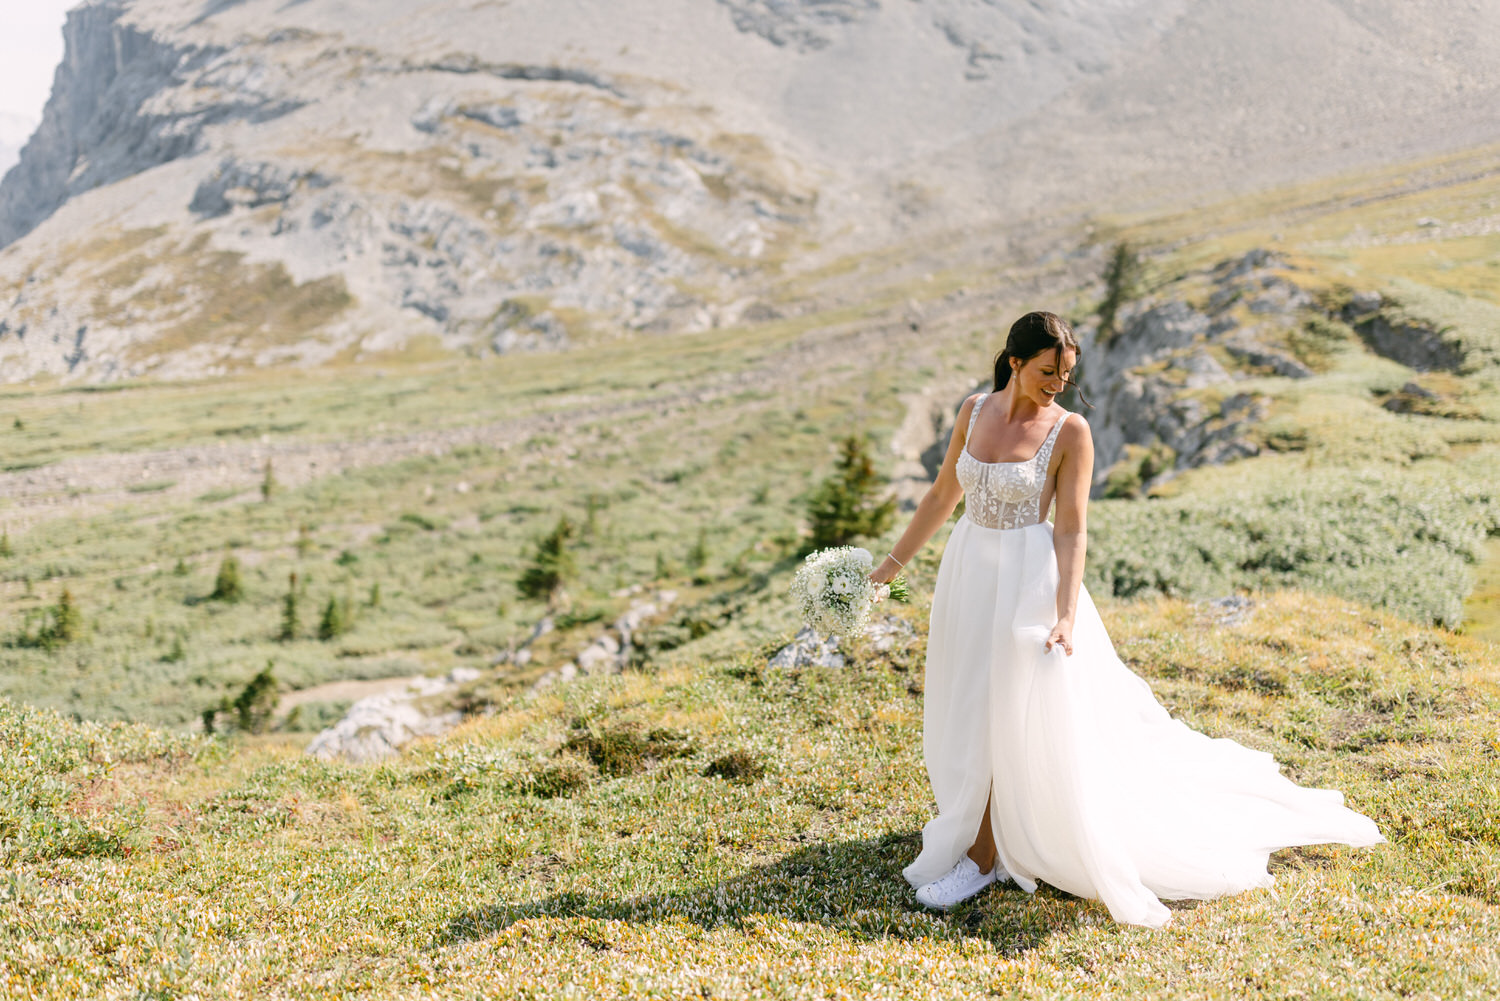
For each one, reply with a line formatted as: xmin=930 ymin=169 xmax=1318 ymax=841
xmin=0 ymin=0 xmax=76 ymax=125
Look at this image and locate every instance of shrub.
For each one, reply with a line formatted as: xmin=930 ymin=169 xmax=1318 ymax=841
xmin=317 ymin=595 xmax=352 ymax=641
xmin=233 ymin=663 xmax=280 ymax=734
xmin=1088 ymin=471 xmax=1500 ymax=627
xmin=513 ymin=758 xmax=592 ymax=799
xmin=704 ymin=751 xmax=767 ymax=784
xmin=517 ymin=516 xmax=576 ymax=602
xmin=563 ymin=722 xmax=691 ymax=778
xmin=261 ymin=459 xmax=277 ymax=501
xmin=202 ymin=662 xmax=280 ymax=735
xmin=30 ymin=588 xmax=83 ymax=650
xmin=209 ymin=555 xmax=244 ymax=602
xmin=278 ymin=572 xmax=301 ymax=642
xmin=687 ymin=528 xmax=710 ymax=570
xmin=805 ymin=436 xmax=896 ymax=551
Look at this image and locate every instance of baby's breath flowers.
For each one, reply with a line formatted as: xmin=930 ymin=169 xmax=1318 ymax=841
xmin=790 ymin=546 xmax=909 ymax=636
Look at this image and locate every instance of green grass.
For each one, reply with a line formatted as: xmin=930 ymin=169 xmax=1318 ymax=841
xmin=1 ymin=591 xmax=1497 ymax=998
xmin=0 ymin=308 xmax=918 ymax=726
xmin=4 ymin=138 xmax=1500 ymax=997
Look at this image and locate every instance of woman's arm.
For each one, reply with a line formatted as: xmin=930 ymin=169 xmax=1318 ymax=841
xmin=1047 ymin=416 xmax=1095 ymax=655
xmin=869 ymin=394 xmax=979 ymax=585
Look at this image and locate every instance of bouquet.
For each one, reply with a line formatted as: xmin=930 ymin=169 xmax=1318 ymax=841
xmin=790 ymin=546 xmax=910 ymax=636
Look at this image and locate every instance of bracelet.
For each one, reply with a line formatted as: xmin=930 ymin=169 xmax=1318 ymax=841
xmin=887 ymin=552 xmax=907 ymax=569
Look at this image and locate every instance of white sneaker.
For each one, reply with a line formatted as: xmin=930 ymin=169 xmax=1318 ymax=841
xmin=914 ymin=856 xmax=1004 ymax=911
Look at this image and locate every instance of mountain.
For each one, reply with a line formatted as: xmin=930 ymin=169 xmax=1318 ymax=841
xmin=2 ymin=0 xmax=1499 ymax=382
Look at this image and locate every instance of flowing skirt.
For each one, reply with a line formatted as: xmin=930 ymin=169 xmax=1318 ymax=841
xmin=902 ymin=516 xmax=1384 ymax=928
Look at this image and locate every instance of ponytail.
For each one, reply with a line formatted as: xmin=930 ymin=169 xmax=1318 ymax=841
xmin=992 ymin=351 xmax=1012 ymax=391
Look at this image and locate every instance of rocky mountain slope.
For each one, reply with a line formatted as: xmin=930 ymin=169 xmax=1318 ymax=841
xmin=3 ymin=0 xmax=1500 ymax=382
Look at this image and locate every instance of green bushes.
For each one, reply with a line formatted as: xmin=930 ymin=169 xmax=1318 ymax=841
xmin=14 ymin=588 xmax=84 ymax=650
xmin=0 ymin=696 xmax=199 ymax=864
xmin=202 ymin=662 xmax=279 ymax=735
xmin=1088 ymin=470 xmax=1500 ymax=627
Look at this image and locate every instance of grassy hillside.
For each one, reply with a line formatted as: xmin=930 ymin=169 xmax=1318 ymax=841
xmin=2 ymin=591 xmax=1498 ymax=998
xmin=2 ymin=146 xmax=1500 ymax=997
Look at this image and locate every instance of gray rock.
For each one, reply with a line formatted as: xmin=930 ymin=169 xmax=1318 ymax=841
xmin=1350 ymin=313 xmax=1467 ymax=373
xmin=306 ymin=678 xmax=464 ymax=763
xmin=768 ymin=626 xmax=845 ymax=669
xmin=1202 ymin=595 xmax=1254 ymax=626
xmin=864 ymin=616 xmax=915 ymax=652
xmin=715 ymin=0 xmax=879 ymax=52
xmin=1221 ymin=330 xmax=1313 ymax=379
xmin=189 ymin=157 xmax=331 ymax=217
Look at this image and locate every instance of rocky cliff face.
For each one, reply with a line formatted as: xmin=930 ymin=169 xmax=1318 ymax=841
xmin=3 ymin=0 xmax=1500 ymax=382
xmin=1074 ymin=250 xmax=1323 ymax=495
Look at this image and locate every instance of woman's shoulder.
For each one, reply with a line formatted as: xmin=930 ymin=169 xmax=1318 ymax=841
xmin=1054 ymin=408 xmax=1092 ymax=446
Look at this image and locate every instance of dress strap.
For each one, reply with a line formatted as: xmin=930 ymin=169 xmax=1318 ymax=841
xmin=966 ymin=393 xmax=988 ymax=440
xmin=1037 ymin=411 xmax=1071 ymax=466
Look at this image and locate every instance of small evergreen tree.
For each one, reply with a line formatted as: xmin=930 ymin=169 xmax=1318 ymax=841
xmin=37 ymin=587 xmax=83 ymax=649
xmin=583 ymin=493 xmax=603 ymax=538
xmin=278 ymin=572 xmax=300 ymax=641
xmin=805 ymin=436 xmax=896 ymax=551
xmin=163 ymin=634 xmax=186 ymax=664
xmin=0 ymin=530 xmax=12 ymax=557
xmin=1097 ymin=240 xmax=1146 ymax=346
xmin=210 ymin=555 xmax=244 ymax=602
xmin=232 ymin=662 xmax=279 ymax=734
xmin=518 ymin=517 xmax=576 ymax=602
xmin=261 ymin=459 xmax=278 ymax=501
xmin=687 ymin=528 xmax=709 ymax=570
xmin=317 ymin=595 xmax=350 ymax=641
xmin=367 ymin=582 xmax=382 ymax=608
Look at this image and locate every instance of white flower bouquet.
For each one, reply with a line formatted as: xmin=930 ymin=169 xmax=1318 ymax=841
xmin=790 ymin=546 xmax=910 ymax=636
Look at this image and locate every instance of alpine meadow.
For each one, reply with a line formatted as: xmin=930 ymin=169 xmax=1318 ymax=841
xmin=2 ymin=0 xmax=1499 ymax=997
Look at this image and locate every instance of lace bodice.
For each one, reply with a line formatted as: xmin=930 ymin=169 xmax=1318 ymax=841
xmin=956 ymin=394 xmax=1071 ymax=530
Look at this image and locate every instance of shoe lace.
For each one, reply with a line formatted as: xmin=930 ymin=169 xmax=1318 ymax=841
xmin=932 ymin=859 xmax=976 ymax=894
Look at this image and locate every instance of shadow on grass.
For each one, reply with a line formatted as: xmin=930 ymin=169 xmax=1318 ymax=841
xmin=437 ymin=830 xmax=1097 ymax=955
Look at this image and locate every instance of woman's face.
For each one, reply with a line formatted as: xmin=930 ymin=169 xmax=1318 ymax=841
xmin=1011 ymin=347 xmax=1076 ymax=407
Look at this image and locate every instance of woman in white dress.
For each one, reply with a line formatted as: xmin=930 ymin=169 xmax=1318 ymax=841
xmin=870 ymin=311 xmax=1382 ymax=928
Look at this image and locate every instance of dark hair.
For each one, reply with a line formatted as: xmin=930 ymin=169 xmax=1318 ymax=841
xmin=992 ymin=311 xmax=1088 ymax=405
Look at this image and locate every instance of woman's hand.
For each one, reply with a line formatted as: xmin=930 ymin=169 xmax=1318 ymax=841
xmin=1045 ymin=618 xmax=1075 ymax=657
xmin=868 ymin=555 xmax=903 ymax=588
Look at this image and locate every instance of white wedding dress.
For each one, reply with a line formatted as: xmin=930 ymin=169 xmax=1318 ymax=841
xmin=902 ymin=394 xmax=1383 ymax=928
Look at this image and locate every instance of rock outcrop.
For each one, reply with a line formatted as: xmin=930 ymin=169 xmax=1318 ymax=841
xmin=1078 ymin=249 xmax=1320 ymax=495
xmin=305 ymin=666 xmax=480 ymax=763
xmin=530 ymin=590 xmax=676 ymax=690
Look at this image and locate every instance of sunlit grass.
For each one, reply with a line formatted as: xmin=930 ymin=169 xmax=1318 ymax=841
xmin=1 ymin=591 xmax=1497 ymax=998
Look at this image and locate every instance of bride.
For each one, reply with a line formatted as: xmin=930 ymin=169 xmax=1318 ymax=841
xmin=870 ymin=310 xmax=1383 ymax=928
